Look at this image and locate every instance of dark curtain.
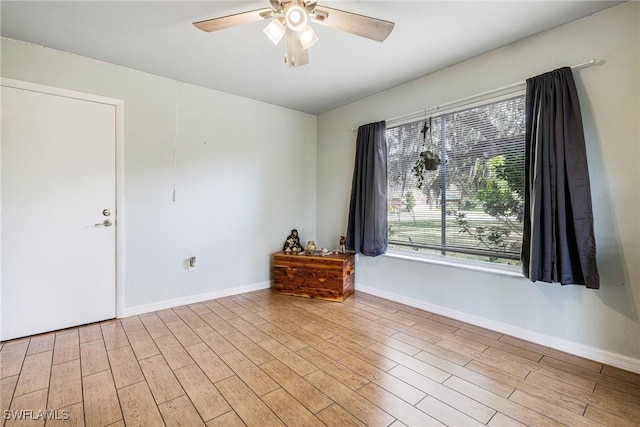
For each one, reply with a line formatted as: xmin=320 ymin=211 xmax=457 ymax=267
xmin=346 ymin=121 xmax=388 ymax=256
xmin=522 ymin=67 xmax=599 ymax=288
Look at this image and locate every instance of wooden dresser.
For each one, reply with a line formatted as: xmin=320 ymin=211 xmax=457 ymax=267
xmin=272 ymin=252 xmax=355 ymax=302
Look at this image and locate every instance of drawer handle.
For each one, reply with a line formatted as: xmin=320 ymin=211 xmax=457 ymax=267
xmin=315 ymin=271 xmax=330 ymax=283
xmin=286 ymin=267 xmax=296 ymax=279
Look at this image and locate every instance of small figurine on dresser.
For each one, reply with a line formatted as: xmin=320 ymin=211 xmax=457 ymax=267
xmin=283 ymin=229 xmax=303 ymax=253
xmin=306 ymin=240 xmax=317 ymax=252
xmin=340 ymin=235 xmax=346 ymax=254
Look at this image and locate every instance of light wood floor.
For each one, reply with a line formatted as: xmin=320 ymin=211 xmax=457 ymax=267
xmin=2 ymin=290 xmax=640 ymax=427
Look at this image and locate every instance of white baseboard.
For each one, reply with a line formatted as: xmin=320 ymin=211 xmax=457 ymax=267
xmin=123 ymin=281 xmax=272 ymax=317
xmin=356 ymin=283 xmax=640 ymax=375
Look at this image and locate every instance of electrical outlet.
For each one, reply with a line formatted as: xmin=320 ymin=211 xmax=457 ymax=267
xmin=188 ymin=257 xmax=196 ymax=271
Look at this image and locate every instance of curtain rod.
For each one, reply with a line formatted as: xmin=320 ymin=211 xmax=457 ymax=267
xmin=351 ymin=58 xmax=598 ymax=131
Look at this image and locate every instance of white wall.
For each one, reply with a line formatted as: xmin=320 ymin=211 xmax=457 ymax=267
xmin=317 ymin=2 xmax=640 ymax=367
xmin=1 ymin=38 xmax=317 ymax=310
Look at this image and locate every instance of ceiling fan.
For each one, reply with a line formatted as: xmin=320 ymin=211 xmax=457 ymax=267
xmin=193 ymin=0 xmax=395 ymax=67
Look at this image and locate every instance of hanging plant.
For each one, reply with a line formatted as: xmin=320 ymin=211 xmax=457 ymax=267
xmin=420 ymin=149 xmax=441 ymax=170
xmin=412 ymin=150 xmax=440 ymax=189
xmin=412 ymin=115 xmax=440 ymax=189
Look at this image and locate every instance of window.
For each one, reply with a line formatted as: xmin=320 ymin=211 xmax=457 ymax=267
xmin=386 ymin=94 xmax=525 ymax=264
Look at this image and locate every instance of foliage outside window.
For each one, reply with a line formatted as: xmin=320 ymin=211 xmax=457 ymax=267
xmin=386 ymin=94 xmax=525 ymax=264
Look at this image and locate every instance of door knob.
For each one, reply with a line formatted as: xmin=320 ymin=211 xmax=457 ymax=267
xmin=95 ymin=220 xmax=113 ymax=227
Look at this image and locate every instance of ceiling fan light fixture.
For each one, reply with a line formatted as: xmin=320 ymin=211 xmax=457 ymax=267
xmin=285 ymin=3 xmax=308 ymax=32
xmin=298 ymin=25 xmax=318 ymax=49
xmin=193 ymin=1 xmax=395 ymax=67
xmin=263 ymin=19 xmax=285 ymax=45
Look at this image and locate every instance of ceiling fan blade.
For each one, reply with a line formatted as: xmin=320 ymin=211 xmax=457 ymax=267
xmin=311 ymin=5 xmax=394 ymax=42
xmin=193 ymin=8 xmax=274 ymax=33
xmin=285 ymin=27 xmax=309 ymax=67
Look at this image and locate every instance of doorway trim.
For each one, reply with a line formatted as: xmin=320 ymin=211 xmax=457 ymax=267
xmin=1 ymin=77 xmax=126 ymax=318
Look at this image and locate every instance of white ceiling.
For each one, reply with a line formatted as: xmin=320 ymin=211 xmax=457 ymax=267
xmin=1 ymin=1 xmax=621 ymax=115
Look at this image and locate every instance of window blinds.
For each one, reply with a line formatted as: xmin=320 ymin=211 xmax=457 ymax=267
xmin=387 ymin=95 xmax=526 ymax=262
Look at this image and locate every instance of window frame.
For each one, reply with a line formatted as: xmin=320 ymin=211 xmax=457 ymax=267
xmin=385 ymin=89 xmax=526 ymax=265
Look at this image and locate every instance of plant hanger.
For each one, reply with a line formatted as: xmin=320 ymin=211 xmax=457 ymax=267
xmin=412 ymin=112 xmax=440 ymax=189
xmin=420 ymin=110 xmax=429 ymax=144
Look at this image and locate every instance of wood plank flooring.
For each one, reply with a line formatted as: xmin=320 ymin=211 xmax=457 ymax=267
xmin=2 ymin=289 xmax=640 ymax=426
